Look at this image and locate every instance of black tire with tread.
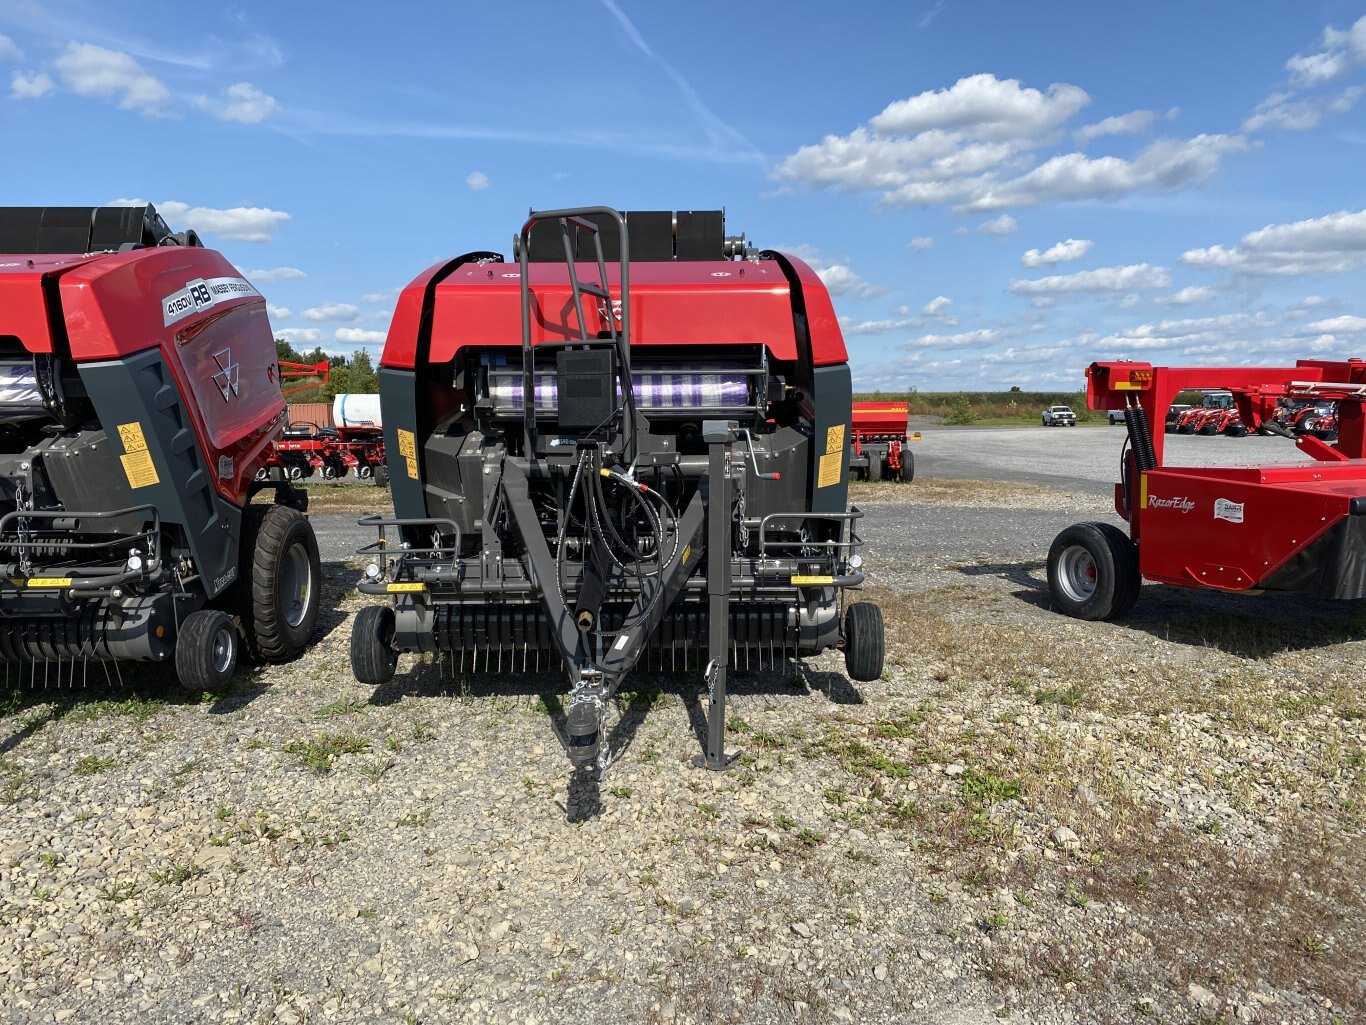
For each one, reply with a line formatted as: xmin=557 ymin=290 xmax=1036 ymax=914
xmin=373 ymin=464 xmax=390 ymax=488
xmin=843 ymin=602 xmax=885 ymax=682
xmin=175 ymin=608 xmax=238 ymax=691
xmin=237 ymin=504 xmax=321 ymax=661
xmin=351 ymin=605 xmax=399 ymax=685
xmin=1046 ymin=522 xmax=1141 ymax=621
xmin=899 ymin=448 xmax=915 ymax=483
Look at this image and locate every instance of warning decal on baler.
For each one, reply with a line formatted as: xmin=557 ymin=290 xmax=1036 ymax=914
xmin=396 ymin=429 xmax=418 ymax=479
xmin=115 ymin=421 xmax=160 ymax=488
xmin=117 ymin=422 xmax=148 ymax=453
xmin=818 ymin=423 xmax=846 ymax=488
xmin=120 ymin=450 xmax=160 ymax=489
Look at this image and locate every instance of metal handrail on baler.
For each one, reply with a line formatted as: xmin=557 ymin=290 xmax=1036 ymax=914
xmin=0 ymin=504 xmax=163 ymax=591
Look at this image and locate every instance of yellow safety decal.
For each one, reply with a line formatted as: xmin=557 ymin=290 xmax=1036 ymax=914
xmin=1139 ymin=473 xmax=1148 ymax=509
xmin=817 ymin=451 xmax=842 ymax=488
xmin=404 ymin=455 xmax=419 ymax=480
xmin=825 ymin=424 xmax=845 ymax=454
xmin=791 ymin=575 xmax=834 ymax=586
xmin=116 ymin=422 xmax=149 ymax=453
xmin=386 ymin=582 xmax=426 ymax=593
xmin=26 ymin=577 xmax=73 ymax=588
xmin=397 ymin=429 xmax=416 ymax=458
xmin=120 ymin=449 xmax=160 ymax=489
xmin=680 ymin=544 xmax=691 ymax=566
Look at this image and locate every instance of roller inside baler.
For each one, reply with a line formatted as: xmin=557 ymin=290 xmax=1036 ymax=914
xmin=0 ymin=204 xmax=321 ymax=689
xmin=1047 ymin=358 xmax=1366 ymax=620
xmin=350 ymin=207 xmax=886 ymax=771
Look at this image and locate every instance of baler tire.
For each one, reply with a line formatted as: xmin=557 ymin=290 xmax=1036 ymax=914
xmin=899 ymin=448 xmax=915 ymax=483
xmin=843 ymin=602 xmax=885 ymax=682
xmin=373 ymin=465 xmax=390 ymax=488
xmin=1046 ymin=522 xmax=1140 ymax=621
xmin=352 ymin=605 xmax=398 ymax=685
xmin=175 ymin=609 xmax=238 ymax=692
xmin=239 ymin=505 xmax=321 ymax=662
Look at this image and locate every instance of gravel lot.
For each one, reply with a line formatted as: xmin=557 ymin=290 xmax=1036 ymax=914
xmin=1 ymin=427 xmax=1361 ymax=1025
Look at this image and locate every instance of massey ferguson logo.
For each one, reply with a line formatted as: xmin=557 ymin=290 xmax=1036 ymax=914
xmin=162 ymin=275 xmax=260 ymax=326
xmin=1148 ymin=494 xmax=1195 ymax=513
xmin=211 ymin=348 xmax=239 ymax=402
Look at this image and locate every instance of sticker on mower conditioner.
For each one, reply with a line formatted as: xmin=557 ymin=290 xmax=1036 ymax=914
xmin=162 ymin=276 xmax=260 ymax=327
xmin=1214 ymin=498 xmax=1245 ymax=523
xmin=115 ymin=420 xmax=159 ymax=488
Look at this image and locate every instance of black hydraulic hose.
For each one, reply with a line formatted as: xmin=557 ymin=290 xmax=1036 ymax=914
xmin=1124 ymin=403 xmax=1158 ymax=472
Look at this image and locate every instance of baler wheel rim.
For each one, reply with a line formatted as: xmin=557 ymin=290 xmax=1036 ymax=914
xmin=351 ymin=605 xmax=398 ymax=685
xmin=175 ymin=608 xmax=239 ymax=691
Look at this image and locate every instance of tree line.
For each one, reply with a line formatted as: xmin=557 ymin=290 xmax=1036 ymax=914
xmin=275 ymin=339 xmax=378 ymax=401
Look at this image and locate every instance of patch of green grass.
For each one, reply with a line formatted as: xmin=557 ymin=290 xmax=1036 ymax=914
xmin=395 ymin=810 xmax=432 ymax=828
xmin=74 ymin=754 xmax=114 ymax=776
xmin=961 ymin=769 xmax=1022 ymax=805
xmin=871 ymin=711 xmax=924 ymax=739
xmin=66 ymin=696 xmax=163 ymax=723
xmin=150 ymin=862 xmax=200 ymax=886
xmin=97 ymin=880 xmax=141 ymax=903
xmin=284 ymin=733 xmax=370 ymax=773
xmin=775 ymin=813 xmax=796 ymax=830
xmin=609 ymin=785 xmax=633 ymax=799
xmin=796 ymin=828 xmax=825 ymax=847
xmin=171 ymin=756 xmax=207 ymax=779
xmin=1033 ymin=683 xmax=1086 ymax=709
xmin=316 ymin=695 xmax=369 ymax=718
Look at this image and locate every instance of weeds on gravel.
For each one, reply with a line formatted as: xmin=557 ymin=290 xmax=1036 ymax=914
xmin=97 ymin=880 xmax=141 ymax=903
xmin=961 ymin=769 xmax=1022 ymax=805
xmin=74 ymin=754 xmax=114 ymax=775
xmin=150 ymin=862 xmax=200 ymax=885
xmin=316 ymin=695 xmax=368 ymax=718
xmin=284 ymin=733 xmax=370 ymax=772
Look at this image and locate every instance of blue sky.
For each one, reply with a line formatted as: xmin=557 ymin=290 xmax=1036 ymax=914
xmin=3 ymin=0 xmax=1365 ymax=390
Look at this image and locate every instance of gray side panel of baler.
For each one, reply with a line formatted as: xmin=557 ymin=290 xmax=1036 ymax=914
xmin=809 ymin=363 xmax=852 ymax=514
xmin=78 ymin=351 xmax=241 ymax=598
xmin=379 ymin=367 xmax=425 ymax=520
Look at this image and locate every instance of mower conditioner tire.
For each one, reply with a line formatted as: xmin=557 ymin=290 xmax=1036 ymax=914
xmin=373 ymin=465 xmax=390 ymax=488
xmin=843 ymin=602 xmax=885 ymax=682
xmin=351 ymin=605 xmax=398 ymax=685
xmin=1047 ymin=522 xmax=1140 ymax=621
xmin=175 ymin=609 xmax=238 ymax=691
xmin=239 ymin=504 xmax=321 ymax=661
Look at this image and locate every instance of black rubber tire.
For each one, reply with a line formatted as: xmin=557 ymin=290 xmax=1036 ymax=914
xmin=351 ymin=605 xmax=398 ymax=685
xmin=321 ymin=462 xmax=338 ymax=480
xmin=1046 ymin=522 xmax=1141 ymax=621
xmin=869 ymin=451 xmax=885 ymax=481
xmin=899 ymin=448 xmax=915 ymax=483
xmin=1225 ymin=424 xmax=1248 ymax=438
xmin=843 ymin=602 xmax=885 ymax=682
xmin=357 ymin=464 xmax=373 ymax=480
xmin=267 ymin=466 xmax=285 ymax=481
xmin=1198 ymin=423 xmax=1218 ymax=436
xmin=373 ymin=465 xmax=390 ymax=488
xmin=254 ymin=466 xmax=269 ymax=482
xmin=238 ymin=504 xmax=321 ymax=661
xmin=286 ymin=463 xmax=304 ymax=480
xmin=175 ymin=608 xmax=238 ymax=691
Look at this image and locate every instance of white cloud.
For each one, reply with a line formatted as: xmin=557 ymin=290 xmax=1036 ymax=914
xmin=1285 ymin=15 xmax=1366 ymax=87
xmin=816 ymin=263 xmax=885 ymax=298
xmin=0 ymin=34 xmax=22 ymax=61
xmin=266 ymin=304 xmax=291 ymax=319
xmin=922 ymin=295 xmax=952 ymax=317
xmin=244 ymin=266 xmax=307 ymax=284
xmin=1181 ymin=208 xmax=1366 ymax=277
xmin=964 ymin=134 xmax=1250 ymax=212
xmin=908 ymin=236 xmax=934 ymax=251
xmin=274 ymin=328 xmax=322 ymax=345
xmin=53 ymin=42 xmax=171 ymax=115
xmin=841 ymin=316 xmax=920 ymax=336
xmin=466 ymin=170 xmax=490 ymax=191
xmin=868 ymin=74 xmax=1089 ymax=141
xmin=361 ymin=288 xmax=400 ymax=303
xmin=1021 ymin=238 xmax=1092 ymax=267
xmin=148 ymin=200 xmax=289 ymax=243
xmin=301 ymin=303 xmax=360 ymax=322
xmin=911 ymin=328 xmax=1006 ymax=350
xmin=1074 ymin=109 xmax=1156 ymax=146
xmin=335 ymin=328 xmax=387 ymax=344
xmin=197 ymin=82 xmax=278 ymax=124
xmin=1305 ymin=315 xmax=1366 ymax=333
xmin=978 ymin=213 xmax=1018 ymax=235
xmin=1159 ymin=286 xmax=1217 ymax=306
xmin=1243 ymin=85 xmax=1365 ymax=132
xmin=1007 ymin=263 xmax=1171 ymax=295
xmin=10 ymin=70 xmax=52 ymax=99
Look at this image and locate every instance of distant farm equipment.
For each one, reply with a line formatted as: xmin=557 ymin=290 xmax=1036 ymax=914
xmin=849 ymin=401 xmax=916 ymax=482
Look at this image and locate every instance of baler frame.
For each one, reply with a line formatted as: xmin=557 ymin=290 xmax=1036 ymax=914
xmin=353 ymin=206 xmax=881 ymax=773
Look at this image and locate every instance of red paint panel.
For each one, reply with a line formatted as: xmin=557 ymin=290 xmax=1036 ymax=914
xmin=380 ymin=252 xmax=849 ymax=369
xmin=1138 ymin=466 xmax=1363 ymax=590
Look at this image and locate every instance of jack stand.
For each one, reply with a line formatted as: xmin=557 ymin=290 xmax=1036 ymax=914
xmin=693 ymin=420 xmax=741 ymax=772
xmin=566 ymin=669 xmax=605 ymax=769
